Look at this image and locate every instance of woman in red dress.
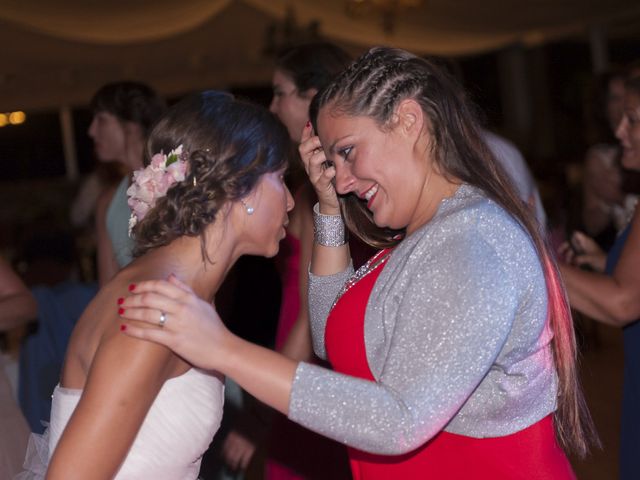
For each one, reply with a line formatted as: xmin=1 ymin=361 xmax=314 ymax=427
xmin=119 ymin=47 xmax=598 ymax=479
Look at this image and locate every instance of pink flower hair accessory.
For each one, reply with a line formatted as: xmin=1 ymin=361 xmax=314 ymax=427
xmin=127 ymin=145 xmax=188 ymax=236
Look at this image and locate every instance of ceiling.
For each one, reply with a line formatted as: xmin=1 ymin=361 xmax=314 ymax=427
xmin=1 ymin=0 xmax=639 ymax=111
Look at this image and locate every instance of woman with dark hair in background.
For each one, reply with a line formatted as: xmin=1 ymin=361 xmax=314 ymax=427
xmin=562 ymin=67 xmax=640 ymax=271
xmin=18 ymin=91 xmax=294 ymax=479
xmin=579 ymin=69 xmax=629 ymax=248
xmin=120 ymin=48 xmax=597 ymax=479
xmin=560 ymin=75 xmax=640 ymax=480
xmin=219 ymin=42 xmax=355 ymax=479
xmin=262 ymin=42 xmax=353 ymax=479
xmin=89 ymin=81 xmax=166 ymax=285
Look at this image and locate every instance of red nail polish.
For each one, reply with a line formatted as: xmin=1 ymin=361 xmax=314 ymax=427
xmin=128 ymin=284 xmax=136 ymax=291
xmin=118 ymin=307 xmax=125 ymax=315
xmin=305 ymin=120 xmax=311 ymax=127
xmin=117 ymin=297 xmax=124 ymax=305
xmin=120 ymin=324 xmax=127 ymax=331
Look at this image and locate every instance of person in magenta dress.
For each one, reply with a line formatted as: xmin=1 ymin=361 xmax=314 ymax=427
xmin=267 ymin=42 xmax=353 ymax=480
xmin=269 ymin=42 xmax=353 ymax=363
xmin=216 ymin=44 xmax=359 ymax=479
xmin=119 ymin=47 xmax=598 ymax=479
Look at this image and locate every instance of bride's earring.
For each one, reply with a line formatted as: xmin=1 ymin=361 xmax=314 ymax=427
xmin=240 ymin=199 xmax=254 ymax=215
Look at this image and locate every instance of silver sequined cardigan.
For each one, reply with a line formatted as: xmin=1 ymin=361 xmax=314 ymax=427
xmin=288 ymin=184 xmax=557 ymax=455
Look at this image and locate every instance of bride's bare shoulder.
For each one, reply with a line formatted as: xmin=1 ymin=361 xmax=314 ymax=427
xmin=63 ymin=261 xmax=182 ymax=388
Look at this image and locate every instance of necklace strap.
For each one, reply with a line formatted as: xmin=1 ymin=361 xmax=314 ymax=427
xmin=331 ymin=248 xmax=393 ymax=309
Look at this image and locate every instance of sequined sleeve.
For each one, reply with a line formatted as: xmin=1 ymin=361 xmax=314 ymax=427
xmin=289 ymin=204 xmax=549 ymax=455
xmin=307 ymin=263 xmax=354 ymax=359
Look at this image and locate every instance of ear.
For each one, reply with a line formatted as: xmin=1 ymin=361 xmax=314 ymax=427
xmin=123 ymin=121 xmax=144 ymax=140
xmin=395 ymin=99 xmax=424 ymax=140
xmin=300 ymin=87 xmax=318 ymax=101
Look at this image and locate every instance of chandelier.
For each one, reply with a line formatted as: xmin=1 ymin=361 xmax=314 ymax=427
xmin=262 ymin=7 xmax=322 ymax=57
xmin=345 ymin=0 xmax=425 ymax=34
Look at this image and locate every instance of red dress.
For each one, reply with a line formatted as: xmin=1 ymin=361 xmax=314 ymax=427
xmin=325 ymin=249 xmax=576 ymax=480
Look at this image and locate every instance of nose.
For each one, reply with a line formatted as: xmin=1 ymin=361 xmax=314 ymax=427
xmin=334 ymin=161 xmax=356 ymax=195
xmin=615 ymin=115 xmax=628 ymax=142
xmin=269 ymin=98 xmax=278 ymax=114
xmin=88 ymin=117 xmax=97 ymax=138
xmin=285 ymin=185 xmax=295 ymax=212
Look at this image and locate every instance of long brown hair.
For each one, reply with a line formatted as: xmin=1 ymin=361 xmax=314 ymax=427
xmin=312 ymin=46 xmax=599 ymax=456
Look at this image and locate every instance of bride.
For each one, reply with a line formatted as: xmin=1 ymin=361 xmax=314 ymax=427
xmin=20 ymin=91 xmax=293 ymax=479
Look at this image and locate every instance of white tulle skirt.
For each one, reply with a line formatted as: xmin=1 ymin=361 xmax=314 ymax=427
xmin=14 ymin=428 xmax=48 ymax=479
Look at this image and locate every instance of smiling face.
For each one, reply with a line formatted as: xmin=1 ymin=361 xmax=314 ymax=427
xmin=269 ymin=69 xmax=316 ymax=142
xmin=236 ymin=168 xmax=295 ymax=257
xmin=317 ymin=100 xmax=448 ymax=234
xmin=616 ymin=91 xmax=640 ymax=171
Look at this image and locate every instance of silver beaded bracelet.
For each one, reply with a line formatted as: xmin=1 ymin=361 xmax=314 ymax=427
xmin=313 ymin=202 xmax=346 ymax=247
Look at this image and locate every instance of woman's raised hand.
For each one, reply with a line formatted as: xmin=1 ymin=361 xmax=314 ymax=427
xmin=299 ymin=122 xmax=340 ymax=215
xmin=118 ymin=275 xmax=228 ymax=371
xmin=558 ymin=231 xmax=607 ymax=272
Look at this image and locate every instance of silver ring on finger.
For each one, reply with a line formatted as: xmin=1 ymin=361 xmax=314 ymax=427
xmin=159 ymin=311 xmax=167 ymax=328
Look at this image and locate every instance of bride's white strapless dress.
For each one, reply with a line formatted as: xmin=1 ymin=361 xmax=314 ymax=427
xmin=17 ymin=368 xmax=224 ymax=479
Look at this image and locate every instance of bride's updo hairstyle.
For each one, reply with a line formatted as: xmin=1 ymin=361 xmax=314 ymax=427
xmin=132 ymin=90 xmax=290 ymax=258
xmin=311 ymin=47 xmax=598 ymax=456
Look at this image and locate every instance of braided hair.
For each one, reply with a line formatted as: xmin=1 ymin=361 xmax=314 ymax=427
xmin=312 ymin=47 xmax=599 ymax=457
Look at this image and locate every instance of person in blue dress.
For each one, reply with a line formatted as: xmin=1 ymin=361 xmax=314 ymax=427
xmin=560 ymin=75 xmax=640 ymax=480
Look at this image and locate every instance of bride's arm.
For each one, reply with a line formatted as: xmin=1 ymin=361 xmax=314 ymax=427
xmin=46 ymin=322 xmax=179 ymax=479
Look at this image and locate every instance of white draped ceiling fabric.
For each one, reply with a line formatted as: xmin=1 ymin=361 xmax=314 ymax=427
xmin=0 ymin=0 xmax=639 ymax=111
